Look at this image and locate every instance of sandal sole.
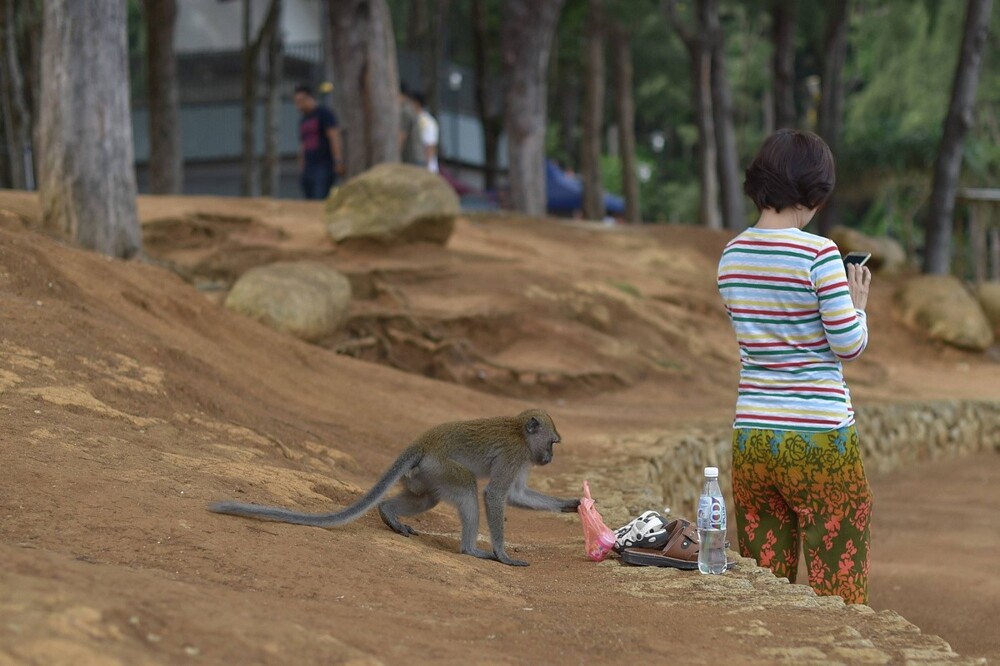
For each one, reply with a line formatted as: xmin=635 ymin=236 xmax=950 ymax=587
xmin=620 ymin=550 xmax=738 ymax=570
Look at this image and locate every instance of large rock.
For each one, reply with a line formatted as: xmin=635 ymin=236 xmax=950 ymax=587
xmin=325 ymin=163 xmax=460 ymax=244
xmin=896 ymin=275 xmax=994 ymax=351
xmin=829 ymin=226 xmax=907 ymax=274
xmin=976 ymin=281 xmax=1000 ymax=334
xmin=224 ymin=262 xmax=352 ymax=342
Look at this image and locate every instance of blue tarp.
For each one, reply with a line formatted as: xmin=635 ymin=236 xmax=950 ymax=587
xmin=545 ymin=160 xmax=625 ymax=215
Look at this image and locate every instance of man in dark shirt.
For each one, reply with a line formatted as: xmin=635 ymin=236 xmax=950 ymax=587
xmin=294 ymin=84 xmax=343 ymax=199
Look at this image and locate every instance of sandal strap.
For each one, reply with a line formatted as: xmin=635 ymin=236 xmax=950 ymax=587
xmin=659 ymin=519 xmax=699 ymax=562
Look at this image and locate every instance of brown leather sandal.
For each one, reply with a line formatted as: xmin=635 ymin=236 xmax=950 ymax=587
xmin=620 ymin=518 xmax=702 ymax=569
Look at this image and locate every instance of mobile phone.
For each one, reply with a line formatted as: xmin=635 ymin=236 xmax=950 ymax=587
xmin=843 ymin=252 xmax=871 ymax=268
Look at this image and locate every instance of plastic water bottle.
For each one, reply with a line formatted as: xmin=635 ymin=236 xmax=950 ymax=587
xmin=697 ymin=466 xmax=727 ymax=575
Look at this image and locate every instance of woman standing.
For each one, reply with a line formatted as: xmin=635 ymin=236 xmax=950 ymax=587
xmin=717 ymin=129 xmax=873 ymax=604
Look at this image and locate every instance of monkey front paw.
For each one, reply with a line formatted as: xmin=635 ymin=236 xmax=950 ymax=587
xmin=561 ymin=499 xmax=582 ymax=513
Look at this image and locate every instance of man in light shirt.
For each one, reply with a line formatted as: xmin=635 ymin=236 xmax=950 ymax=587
xmin=412 ymin=91 xmax=440 ymax=174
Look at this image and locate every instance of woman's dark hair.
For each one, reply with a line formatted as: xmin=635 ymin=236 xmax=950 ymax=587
xmin=294 ymin=84 xmax=314 ymax=97
xmin=743 ymin=129 xmax=835 ymax=212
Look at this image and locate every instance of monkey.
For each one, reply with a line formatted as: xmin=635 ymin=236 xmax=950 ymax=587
xmin=209 ymin=409 xmax=580 ymax=566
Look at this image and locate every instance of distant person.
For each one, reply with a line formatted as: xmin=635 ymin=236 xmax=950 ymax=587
xmin=293 ymin=84 xmax=343 ymax=200
xmin=412 ymin=91 xmax=440 ymax=173
xmin=717 ymin=129 xmax=873 ymax=604
xmin=399 ymin=86 xmax=426 ymax=167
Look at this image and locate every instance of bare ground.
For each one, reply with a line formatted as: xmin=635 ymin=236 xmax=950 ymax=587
xmin=1 ymin=190 xmax=998 ymax=665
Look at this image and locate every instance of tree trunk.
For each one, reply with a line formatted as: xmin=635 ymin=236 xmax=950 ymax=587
xmin=501 ymin=0 xmax=564 ymax=216
xmin=580 ymin=0 xmax=605 ymax=221
xmin=815 ymin=0 xmax=849 ymax=237
xmin=241 ymin=0 xmax=257 ymax=196
xmin=328 ymin=0 xmax=401 ymax=178
xmin=612 ymin=23 xmax=640 ymax=223
xmin=0 ymin=115 xmax=9 ymax=188
xmin=1 ymin=0 xmax=32 ymax=190
xmin=472 ymin=0 xmax=501 ymax=190
xmin=406 ymin=0 xmax=426 ymax=49
xmin=0 ymin=0 xmax=18 ymax=188
xmin=923 ymin=0 xmax=993 ymax=275
xmin=319 ymin=0 xmax=335 ymax=107
xmin=693 ymin=51 xmax=721 ymax=229
xmin=262 ymin=0 xmax=283 ymax=197
xmin=23 ymin=0 xmax=40 ymax=185
xmin=241 ymin=0 xmax=282 ymax=196
xmin=556 ymin=68 xmax=579 ymax=170
xmin=770 ymin=0 xmax=796 ymax=130
xmin=706 ymin=0 xmax=746 ymax=231
xmin=413 ymin=0 xmax=448 ymax=120
xmin=665 ymin=0 xmax=721 ymax=229
xmin=39 ymin=0 xmax=140 ymax=258
xmin=142 ymin=0 xmax=183 ymax=194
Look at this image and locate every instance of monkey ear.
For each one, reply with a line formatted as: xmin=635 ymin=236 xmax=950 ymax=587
xmin=526 ymin=416 xmax=542 ymax=434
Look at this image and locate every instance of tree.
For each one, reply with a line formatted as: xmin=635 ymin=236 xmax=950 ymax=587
xmin=770 ymin=0 xmax=796 ymax=130
xmin=580 ymin=0 xmax=605 ymax=221
xmin=502 ymin=0 xmax=564 ymax=216
xmin=328 ymin=0 xmax=401 ymax=177
xmin=814 ymin=0 xmax=849 ymax=237
xmin=261 ymin=0 xmax=283 ymax=197
xmin=923 ymin=0 xmax=994 ymax=275
xmin=241 ymin=0 xmax=256 ymax=196
xmin=407 ymin=0 xmax=449 ymax=120
xmin=240 ymin=0 xmax=280 ymax=197
xmin=39 ymin=0 xmax=141 ymax=258
xmin=706 ymin=0 xmax=746 ymax=230
xmin=611 ymin=21 xmax=640 ymax=223
xmin=549 ymin=0 xmax=585 ymax=171
xmin=142 ymin=0 xmax=183 ymax=194
xmin=472 ymin=0 xmax=503 ymax=190
xmin=664 ymin=0 xmax=721 ymax=229
xmin=0 ymin=0 xmax=34 ymax=190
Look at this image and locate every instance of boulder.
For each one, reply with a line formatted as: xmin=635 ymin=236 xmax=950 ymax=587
xmin=896 ymin=275 xmax=994 ymax=351
xmin=829 ymin=227 xmax=907 ymax=274
xmin=325 ymin=163 xmax=460 ymax=244
xmin=224 ymin=262 xmax=352 ymax=342
xmin=976 ymin=281 xmax=1000 ymax=334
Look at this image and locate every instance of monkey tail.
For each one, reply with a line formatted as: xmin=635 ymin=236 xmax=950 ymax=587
xmin=209 ymin=447 xmax=423 ymax=528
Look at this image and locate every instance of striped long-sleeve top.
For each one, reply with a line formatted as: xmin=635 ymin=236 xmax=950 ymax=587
xmin=716 ymin=227 xmax=868 ymax=432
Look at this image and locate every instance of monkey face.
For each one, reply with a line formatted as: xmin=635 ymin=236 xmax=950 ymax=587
xmin=523 ymin=411 xmax=561 ymax=465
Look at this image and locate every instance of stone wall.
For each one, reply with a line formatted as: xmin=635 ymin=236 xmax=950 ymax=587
xmin=581 ymin=400 xmax=1000 ymax=530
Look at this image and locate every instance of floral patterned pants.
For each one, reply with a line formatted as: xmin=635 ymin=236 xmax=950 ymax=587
xmin=731 ymin=425 xmax=873 ymax=604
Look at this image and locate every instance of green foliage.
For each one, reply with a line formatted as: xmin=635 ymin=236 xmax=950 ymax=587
xmin=378 ymin=0 xmax=999 ymax=228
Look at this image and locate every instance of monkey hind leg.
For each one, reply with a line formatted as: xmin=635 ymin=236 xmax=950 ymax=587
xmin=378 ymin=491 xmax=438 ymax=537
xmin=431 ymin=463 xmax=495 ymax=561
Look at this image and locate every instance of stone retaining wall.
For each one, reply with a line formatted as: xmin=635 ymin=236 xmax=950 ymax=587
xmin=587 ymin=400 xmax=1000 ymax=524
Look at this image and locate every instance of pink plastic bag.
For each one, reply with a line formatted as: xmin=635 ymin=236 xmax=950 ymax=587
xmin=577 ymin=480 xmax=616 ymax=561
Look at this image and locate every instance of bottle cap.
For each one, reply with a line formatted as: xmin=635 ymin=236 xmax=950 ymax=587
xmin=704 ymin=466 xmax=719 ymax=478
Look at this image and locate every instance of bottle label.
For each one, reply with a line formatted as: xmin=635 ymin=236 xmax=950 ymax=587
xmin=697 ymin=495 xmax=727 ymax=531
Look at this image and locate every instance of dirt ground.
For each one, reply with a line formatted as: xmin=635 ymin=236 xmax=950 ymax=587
xmin=1 ymin=191 xmax=998 ymax=665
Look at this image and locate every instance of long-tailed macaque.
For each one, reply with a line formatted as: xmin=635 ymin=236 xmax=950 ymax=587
xmin=209 ymin=409 xmax=579 ymax=566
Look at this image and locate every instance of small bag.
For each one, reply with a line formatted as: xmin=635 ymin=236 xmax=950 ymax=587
xmin=577 ymin=480 xmax=616 ymax=561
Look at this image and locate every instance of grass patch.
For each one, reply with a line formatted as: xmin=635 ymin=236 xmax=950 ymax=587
xmin=610 ymin=281 xmax=641 ymax=298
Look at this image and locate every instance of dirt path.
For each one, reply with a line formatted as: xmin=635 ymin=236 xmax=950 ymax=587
xmin=867 ymin=451 xmax=1000 ymax=663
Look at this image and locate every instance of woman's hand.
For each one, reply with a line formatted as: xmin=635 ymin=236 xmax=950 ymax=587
xmin=847 ymin=263 xmax=872 ymax=311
